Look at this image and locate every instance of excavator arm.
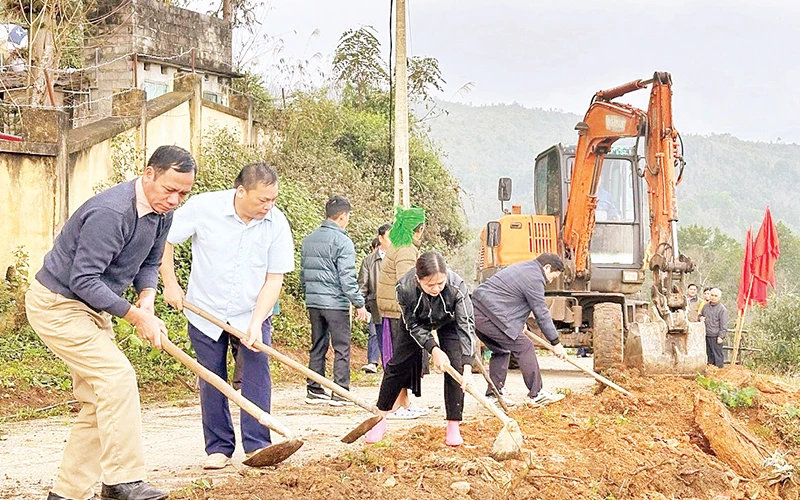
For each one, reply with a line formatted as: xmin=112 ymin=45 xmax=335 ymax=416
xmin=562 ymin=78 xmax=649 ymax=279
xmin=643 ymin=72 xmax=694 ymax=327
xmin=562 ymin=72 xmax=693 ymax=327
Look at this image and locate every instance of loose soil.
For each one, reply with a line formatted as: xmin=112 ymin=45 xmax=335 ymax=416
xmin=2 ymin=358 xmax=799 ymax=500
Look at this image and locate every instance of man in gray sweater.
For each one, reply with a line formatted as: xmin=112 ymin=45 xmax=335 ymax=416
xmin=700 ymin=287 xmax=729 ymax=368
xmin=25 ymin=145 xmax=196 ymax=500
xmin=301 ymin=195 xmax=367 ymax=405
xmin=472 ymin=253 xmax=568 ymax=407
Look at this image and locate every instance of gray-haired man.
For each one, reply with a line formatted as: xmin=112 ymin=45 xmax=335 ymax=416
xmin=700 ymin=288 xmax=728 ymax=368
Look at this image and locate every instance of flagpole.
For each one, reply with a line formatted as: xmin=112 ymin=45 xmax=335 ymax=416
xmin=731 ymin=275 xmax=754 ymax=365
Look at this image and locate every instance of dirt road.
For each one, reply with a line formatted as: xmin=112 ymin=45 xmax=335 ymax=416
xmin=0 ymin=356 xmax=596 ymax=499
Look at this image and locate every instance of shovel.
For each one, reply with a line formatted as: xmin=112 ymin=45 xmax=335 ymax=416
xmin=183 ymin=301 xmax=383 ymax=443
xmin=441 ymin=364 xmax=523 ymax=461
xmin=522 ymin=327 xmax=634 ymax=398
xmin=159 ymin=333 xmax=303 ymax=467
xmin=473 ymin=345 xmax=510 ymax=413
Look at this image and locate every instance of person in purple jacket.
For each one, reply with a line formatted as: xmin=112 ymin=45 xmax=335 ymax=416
xmin=25 ymin=145 xmax=196 ymax=500
xmin=471 ymin=253 xmax=568 ymax=407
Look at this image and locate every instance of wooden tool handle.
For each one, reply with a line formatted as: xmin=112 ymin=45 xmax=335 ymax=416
xmin=159 ymin=333 xmax=295 ymax=438
xmin=522 ymin=327 xmax=634 ymax=398
xmin=442 ymin=363 xmax=511 ymax=424
xmin=183 ymin=301 xmax=380 ymax=413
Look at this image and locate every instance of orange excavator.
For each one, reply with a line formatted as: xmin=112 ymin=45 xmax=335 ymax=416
xmin=477 ymin=72 xmax=706 ymax=376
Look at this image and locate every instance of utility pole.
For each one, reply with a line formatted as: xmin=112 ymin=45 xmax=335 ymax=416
xmin=393 ymin=0 xmax=410 ymax=209
xmin=222 ymin=0 xmax=232 ymax=22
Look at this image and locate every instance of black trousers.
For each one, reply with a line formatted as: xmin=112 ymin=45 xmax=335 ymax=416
xmin=706 ymin=336 xmax=724 ymax=368
xmin=307 ymin=308 xmax=351 ymax=392
xmin=376 ymin=320 xmax=466 ymax=421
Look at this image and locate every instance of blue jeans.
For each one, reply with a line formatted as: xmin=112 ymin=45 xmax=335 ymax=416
xmin=367 ymin=321 xmax=383 ymax=365
xmin=188 ymin=320 xmax=272 ymax=456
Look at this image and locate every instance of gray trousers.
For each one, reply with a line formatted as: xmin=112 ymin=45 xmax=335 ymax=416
xmin=307 ymin=308 xmax=351 ymax=392
xmin=475 ymin=308 xmax=542 ymax=399
xmin=706 ymin=336 xmax=724 ymax=368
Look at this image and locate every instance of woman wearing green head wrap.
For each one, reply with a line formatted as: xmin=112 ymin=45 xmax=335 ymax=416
xmin=374 ymin=206 xmax=426 ymax=418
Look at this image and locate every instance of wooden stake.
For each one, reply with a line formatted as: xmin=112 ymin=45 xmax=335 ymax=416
xmin=731 ymin=275 xmax=754 ymax=365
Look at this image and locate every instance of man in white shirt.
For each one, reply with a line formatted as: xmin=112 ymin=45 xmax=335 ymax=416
xmin=160 ymin=163 xmax=294 ymax=470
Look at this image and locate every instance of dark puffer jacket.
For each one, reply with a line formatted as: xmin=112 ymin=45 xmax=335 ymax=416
xmin=395 ymin=268 xmax=477 ymax=365
xmin=300 ymin=220 xmax=364 ymax=310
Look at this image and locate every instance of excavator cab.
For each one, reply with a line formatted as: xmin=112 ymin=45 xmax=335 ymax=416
xmin=533 ymin=144 xmax=646 ymax=294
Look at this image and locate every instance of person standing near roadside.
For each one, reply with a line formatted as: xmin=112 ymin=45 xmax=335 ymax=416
xmin=301 ymin=195 xmax=368 ymax=405
xmin=26 ymin=145 xmax=196 ymax=500
xmin=358 ymin=223 xmax=392 ymax=373
xmin=686 ymin=283 xmax=702 ymax=322
xmin=375 ymin=206 xmax=427 ymax=419
xmin=700 ymin=288 xmax=728 ymax=368
xmin=160 ymin=163 xmax=294 ymax=470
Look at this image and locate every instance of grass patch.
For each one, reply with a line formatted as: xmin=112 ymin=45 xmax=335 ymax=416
xmin=696 ymin=374 xmax=758 ymax=408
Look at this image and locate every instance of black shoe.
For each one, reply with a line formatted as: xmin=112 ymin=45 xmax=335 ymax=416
xmin=101 ymin=481 xmax=167 ymax=500
xmin=329 ymin=393 xmax=354 ymax=406
xmin=305 ymin=389 xmax=331 ymax=405
xmin=47 ymin=493 xmax=99 ymax=500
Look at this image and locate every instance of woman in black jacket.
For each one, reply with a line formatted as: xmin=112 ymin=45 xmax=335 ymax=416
xmin=365 ymin=251 xmax=477 ymax=446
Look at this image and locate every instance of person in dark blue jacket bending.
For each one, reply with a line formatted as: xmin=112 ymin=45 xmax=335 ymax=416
xmin=472 ymin=253 xmax=568 ymax=407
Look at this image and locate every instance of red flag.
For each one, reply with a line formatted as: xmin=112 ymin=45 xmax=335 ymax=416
xmin=737 ymin=227 xmax=768 ymax=313
xmin=752 ymin=207 xmax=780 ymax=289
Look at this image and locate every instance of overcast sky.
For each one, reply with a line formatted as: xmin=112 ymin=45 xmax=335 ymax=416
xmin=198 ymin=0 xmax=800 ymax=144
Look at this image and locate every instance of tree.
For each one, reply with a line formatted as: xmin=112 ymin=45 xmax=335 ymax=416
xmin=678 ymin=224 xmax=742 ymax=310
xmin=332 ymin=27 xmax=388 ymax=108
xmin=408 ymin=55 xmax=445 ymax=104
xmin=774 ymin=221 xmax=800 ymax=294
xmin=332 ymin=26 xmax=447 ymax=110
xmin=1 ymin=0 xmax=94 ymax=106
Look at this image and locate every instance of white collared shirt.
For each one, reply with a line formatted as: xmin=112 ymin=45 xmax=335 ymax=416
xmin=167 ymin=189 xmax=295 ymax=340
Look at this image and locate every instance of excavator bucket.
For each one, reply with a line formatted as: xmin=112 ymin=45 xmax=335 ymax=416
xmin=624 ymin=319 xmax=706 ymax=376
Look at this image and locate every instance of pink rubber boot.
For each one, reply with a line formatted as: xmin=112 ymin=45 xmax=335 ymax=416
xmin=445 ymin=420 xmax=463 ymax=446
xmin=365 ymin=418 xmax=388 ymax=444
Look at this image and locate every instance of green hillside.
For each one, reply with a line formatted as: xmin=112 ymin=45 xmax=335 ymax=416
xmin=428 ymin=100 xmax=797 ymax=237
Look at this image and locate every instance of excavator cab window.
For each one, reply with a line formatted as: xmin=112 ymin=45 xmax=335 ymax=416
xmin=593 ymin=158 xmax=637 ymax=264
xmin=595 ymin=159 xmax=634 ymax=223
xmin=534 ymin=150 xmax=562 ymax=216
xmin=565 ymin=156 xmax=638 ymax=265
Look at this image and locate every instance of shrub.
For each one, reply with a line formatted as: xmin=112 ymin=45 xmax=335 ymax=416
xmin=746 ymin=293 xmax=800 ymax=376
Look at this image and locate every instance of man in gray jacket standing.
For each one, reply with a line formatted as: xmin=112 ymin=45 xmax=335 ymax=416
xmin=700 ymin=288 xmax=728 ymax=368
xmin=301 ymin=195 xmax=368 ymax=405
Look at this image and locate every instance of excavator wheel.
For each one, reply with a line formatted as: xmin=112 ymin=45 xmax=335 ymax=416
xmin=592 ymin=302 xmax=624 ymax=372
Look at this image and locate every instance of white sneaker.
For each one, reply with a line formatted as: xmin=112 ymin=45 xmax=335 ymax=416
xmin=486 ymin=393 xmax=516 ymax=407
xmin=386 ymin=407 xmax=421 ymax=420
xmin=202 ymin=453 xmax=230 ymax=470
xmin=528 ymin=390 xmax=565 ymax=407
xmin=361 ymin=363 xmax=378 ymax=374
xmin=406 ymin=404 xmax=429 ymax=416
